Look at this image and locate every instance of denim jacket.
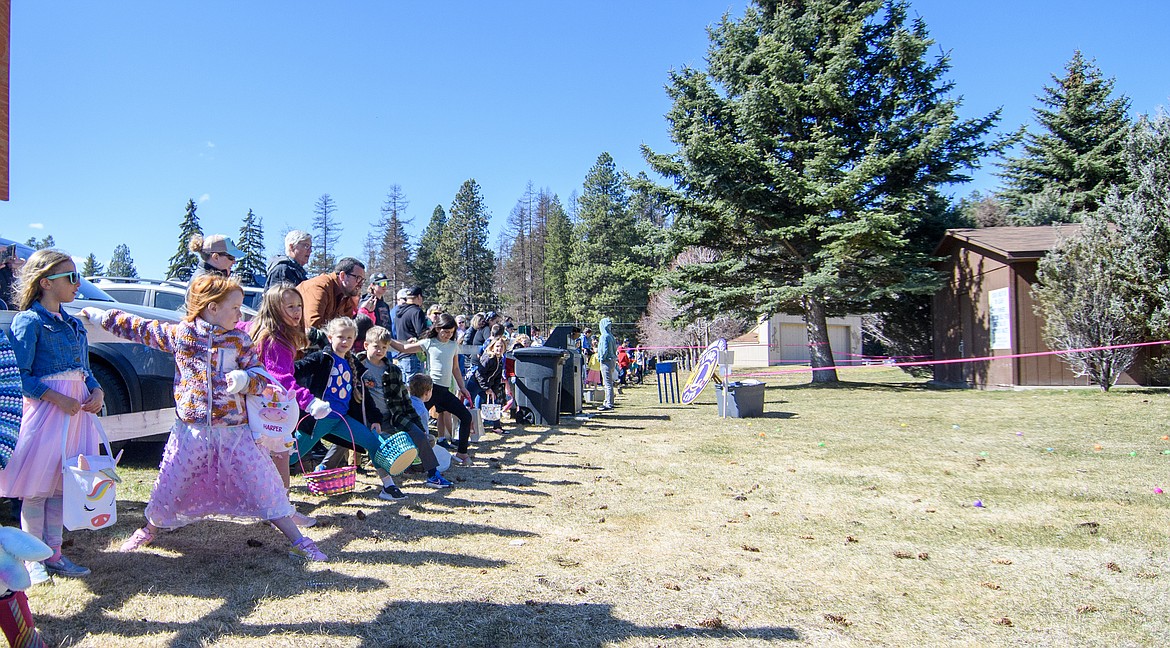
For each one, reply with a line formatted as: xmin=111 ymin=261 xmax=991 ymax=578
xmin=7 ymin=301 xmax=99 ymax=399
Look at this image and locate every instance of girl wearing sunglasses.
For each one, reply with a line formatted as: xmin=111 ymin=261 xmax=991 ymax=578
xmin=0 ymin=249 xmax=106 ymax=584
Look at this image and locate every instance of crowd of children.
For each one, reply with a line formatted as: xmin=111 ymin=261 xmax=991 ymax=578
xmin=0 ymin=248 xmax=630 ymax=581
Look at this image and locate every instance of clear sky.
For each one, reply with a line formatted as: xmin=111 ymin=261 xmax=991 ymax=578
xmin=2 ymin=1 xmax=1167 ymax=277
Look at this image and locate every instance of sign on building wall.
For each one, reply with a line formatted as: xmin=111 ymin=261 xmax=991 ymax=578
xmin=989 ymin=287 xmax=1011 ymax=350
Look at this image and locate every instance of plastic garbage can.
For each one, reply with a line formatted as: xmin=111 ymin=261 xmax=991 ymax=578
xmin=512 ymin=347 xmax=568 ymax=425
xmin=716 ymin=380 xmax=766 ymax=418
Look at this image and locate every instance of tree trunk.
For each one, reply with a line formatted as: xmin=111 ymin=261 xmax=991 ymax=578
xmin=803 ymin=292 xmax=839 ymax=383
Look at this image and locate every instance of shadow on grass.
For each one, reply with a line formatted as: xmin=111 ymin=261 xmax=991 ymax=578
xmin=766 ymin=379 xmax=955 ymax=393
xmin=44 ymin=596 xmax=800 ymax=646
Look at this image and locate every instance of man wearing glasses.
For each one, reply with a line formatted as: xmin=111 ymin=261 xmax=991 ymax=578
xmin=266 ymin=230 xmax=313 ymax=287
xmin=297 ymin=257 xmax=366 ymax=333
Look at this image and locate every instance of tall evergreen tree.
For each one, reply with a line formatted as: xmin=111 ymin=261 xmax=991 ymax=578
xmin=108 ymin=244 xmax=139 ymax=278
xmin=435 ymin=179 xmax=496 ymax=313
xmin=542 ymin=193 xmax=573 ymax=323
xmin=80 ymin=253 xmax=104 ymax=278
xmin=566 ymin=152 xmax=648 ymax=326
xmin=309 ymin=194 xmax=342 ymax=275
xmin=413 ymin=205 xmax=447 ymax=298
xmin=376 ymin=185 xmax=415 ymax=291
xmin=998 ymin=50 xmax=1132 ymax=217
xmin=235 ymin=209 xmax=267 ymax=287
xmin=643 ymin=0 xmax=998 ymax=382
xmin=165 ymin=199 xmax=203 ymax=281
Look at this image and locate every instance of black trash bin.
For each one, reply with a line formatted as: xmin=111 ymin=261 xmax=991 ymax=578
xmin=512 ymin=347 xmax=568 ymax=425
xmin=716 ymin=380 xmax=766 ymax=418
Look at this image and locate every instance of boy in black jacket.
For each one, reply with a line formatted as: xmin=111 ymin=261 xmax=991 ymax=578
xmin=290 ymin=318 xmax=390 ymax=495
xmin=353 ymin=326 xmax=453 ymax=499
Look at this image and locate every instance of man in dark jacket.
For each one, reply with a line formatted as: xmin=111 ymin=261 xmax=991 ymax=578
xmin=390 ymin=285 xmax=428 ymax=381
xmin=266 ymin=230 xmax=312 ymax=287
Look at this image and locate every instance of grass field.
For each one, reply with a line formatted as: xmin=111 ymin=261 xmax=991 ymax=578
xmin=19 ymin=367 xmax=1170 ymax=647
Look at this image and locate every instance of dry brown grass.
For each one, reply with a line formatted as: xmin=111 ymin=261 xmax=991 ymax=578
xmin=20 ymin=367 xmax=1170 ymax=646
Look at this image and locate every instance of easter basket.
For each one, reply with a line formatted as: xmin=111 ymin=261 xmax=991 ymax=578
xmin=297 ymin=413 xmax=359 ymax=496
xmin=303 ymin=464 xmax=357 ymax=496
xmin=372 ymin=431 xmax=418 ymax=476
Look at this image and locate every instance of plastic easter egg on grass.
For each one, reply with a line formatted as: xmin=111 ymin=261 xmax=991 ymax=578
xmin=1161 ymin=435 xmax=1169 ymax=441
xmin=1129 ymin=451 xmax=1138 ymax=457
xmin=973 ymin=499 xmax=984 ymax=508
xmin=1093 ymin=445 xmax=1103 ymax=452
xmin=1155 ymin=488 xmax=1164 ymax=495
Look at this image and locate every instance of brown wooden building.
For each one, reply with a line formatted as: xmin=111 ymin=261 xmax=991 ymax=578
xmin=932 ymin=225 xmax=1147 ymax=388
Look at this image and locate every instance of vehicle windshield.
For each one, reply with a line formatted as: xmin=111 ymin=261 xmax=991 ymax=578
xmin=1 ymin=237 xmax=117 ymax=304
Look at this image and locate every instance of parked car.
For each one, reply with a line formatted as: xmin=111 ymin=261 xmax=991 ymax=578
xmin=88 ymin=276 xmax=259 ymax=320
xmin=1 ymin=238 xmax=178 ymax=446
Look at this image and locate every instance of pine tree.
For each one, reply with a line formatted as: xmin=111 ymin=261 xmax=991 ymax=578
xmin=309 ymin=194 xmax=342 ymax=275
xmin=643 ymin=0 xmax=998 ymax=382
xmin=413 ymin=205 xmax=447 ymax=298
xmin=376 ymin=185 xmax=415 ymax=291
xmin=165 ymin=199 xmax=203 ymax=281
xmin=435 ymin=179 xmax=496 ymax=313
xmin=998 ymin=51 xmax=1132 ymax=216
xmin=25 ymin=235 xmax=54 ymax=250
xmin=542 ymin=193 xmax=573 ymax=323
xmin=566 ymin=152 xmax=649 ymax=327
xmin=108 ymin=244 xmax=139 ymax=278
xmin=80 ymin=253 xmax=104 ymax=278
xmin=236 ymin=209 xmax=267 ymax=287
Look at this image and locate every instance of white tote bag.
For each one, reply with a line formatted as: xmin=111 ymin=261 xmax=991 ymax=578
xmin=60 ymin=415 xmax=120 ymax=531
xmin=243 ymin=368 xmax=298 ymax=454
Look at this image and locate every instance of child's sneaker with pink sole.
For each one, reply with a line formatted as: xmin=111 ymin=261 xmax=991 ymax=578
xmin=119 ymin=527 xmax=155 ymax=552
xmin=290 ymin=537 xmax=328 ymax=561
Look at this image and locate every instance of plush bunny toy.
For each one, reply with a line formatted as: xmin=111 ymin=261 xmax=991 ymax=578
xmin=0 ymin=527 xmax=50 ymax=647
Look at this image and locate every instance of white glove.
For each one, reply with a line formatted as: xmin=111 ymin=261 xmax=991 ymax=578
xmin=224 ymin=370 xmax=250 ymax=394
xmin=308 ymin=398 xmax=332 ymax=420
xmin=78 ymin=307 xmax=107 ymax=326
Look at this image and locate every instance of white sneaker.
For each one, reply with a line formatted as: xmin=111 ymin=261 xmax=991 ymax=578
xmin=291 ymin=511 xmax=317 ymax=528
xmin=26 ymin=561 xmax=50 ymax=586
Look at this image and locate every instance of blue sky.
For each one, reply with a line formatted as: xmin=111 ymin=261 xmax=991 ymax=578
xmin=3 ymin=1 xmax=1168 ymax=277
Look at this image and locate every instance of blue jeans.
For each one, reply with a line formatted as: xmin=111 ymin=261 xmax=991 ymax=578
xmin=394 ymin=354 xmax=423 ymax=383
xmin=289 ymin=414 xmax=383 ymax=468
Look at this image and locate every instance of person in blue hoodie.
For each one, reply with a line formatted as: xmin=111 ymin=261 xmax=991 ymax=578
xmin=597 ymin=317 xmax=618 ymax=411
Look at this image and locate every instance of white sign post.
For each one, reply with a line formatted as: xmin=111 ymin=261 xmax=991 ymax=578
xmin=717 ymin=350 xmax=735 ymax=418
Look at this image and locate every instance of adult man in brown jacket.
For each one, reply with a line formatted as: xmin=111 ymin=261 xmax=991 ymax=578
xmin=298 ymin=257 xmax=366 ymax=330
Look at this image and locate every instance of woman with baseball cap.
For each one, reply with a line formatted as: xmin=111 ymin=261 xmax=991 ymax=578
xmin=186 ymin=234 xmax=243 ymax=303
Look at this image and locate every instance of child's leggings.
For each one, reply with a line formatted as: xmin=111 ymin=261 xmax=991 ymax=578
xmin=20 ymin=496 xmax=63 ymax=560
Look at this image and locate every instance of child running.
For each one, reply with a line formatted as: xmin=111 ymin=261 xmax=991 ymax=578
xmin=353 ymin=326 xmax=452 ymax=501
xmin=0 ymin=250 xmax=107 ymax=583
xmin=81 ymin=274 xmax=327 ymax=561
xmin=243 ymin=283 xmax=330 ymax=527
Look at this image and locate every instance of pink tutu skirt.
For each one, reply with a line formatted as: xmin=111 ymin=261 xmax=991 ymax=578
xmin=146 ymin=418 xmax=294 ymax=529
xmin=0 ymin=372 xmax=104 ymax=499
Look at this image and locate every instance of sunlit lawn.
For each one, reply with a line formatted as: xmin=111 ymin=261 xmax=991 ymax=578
xmin=18 ymin=366 xmax=1170 ymax=647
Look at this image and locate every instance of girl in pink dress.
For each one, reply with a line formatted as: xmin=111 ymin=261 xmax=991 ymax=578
xmin=80 ymin=274 xmax=327 ymax=561
xmin=243 ymin=283 xmax=331 ymax=527
xmin=0 ymin=250 xmax=107 ymax=583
